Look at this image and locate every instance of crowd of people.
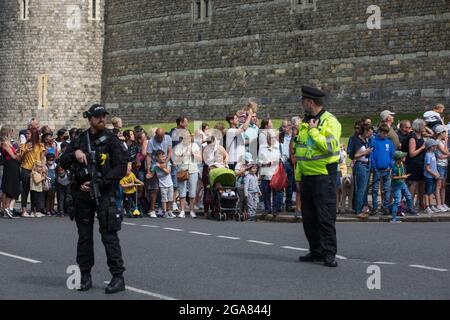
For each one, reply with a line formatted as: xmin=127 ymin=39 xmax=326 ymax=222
xmin=348 ymin=103 xmax=450 ymax=222
xmin=0 ymin=102 xmax=448 ymax=223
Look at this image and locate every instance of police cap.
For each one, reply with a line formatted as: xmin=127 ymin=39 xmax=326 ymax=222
xmin=83 ymin=104 xmax=109 ymax=119
xmin=301 ymin=86 xmax=326 ymax=99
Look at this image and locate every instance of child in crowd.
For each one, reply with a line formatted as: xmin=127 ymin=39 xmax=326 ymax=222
xmin=55 ymin=165 xmax=70 ymax=216
xmin=424 ymin=139 xmax=443 ymax=214
xmin=45 ymin=153 xmax=57 ymax=215
xmin=30 ymin=161 xmax=46 ymax=218
xmin=120 ymin=162 xmax=144 ymax=217
xmin=244 ymin=163 xmax=262 ymax=222
xmin=147 ymin=150 xmax=175 ymax=219
xmin=370 ymin=123 xmax=394 ymax=215
xmin=434 ymin=125 xmax=450 ymax=212
xmin=391 ymin=151 xmax=416 ymax=223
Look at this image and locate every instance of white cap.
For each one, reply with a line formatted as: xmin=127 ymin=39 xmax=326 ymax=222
xmin=380 ymin=110 xmax=395 ymax=120
xmin=435 ymin=125 xmax=447 ymax=135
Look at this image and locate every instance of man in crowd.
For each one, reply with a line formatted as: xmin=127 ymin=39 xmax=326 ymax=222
xmin=380 ymin=110 xmax=401 ymax=150
xmin=225 ymin=109 xmax=253 ymax=170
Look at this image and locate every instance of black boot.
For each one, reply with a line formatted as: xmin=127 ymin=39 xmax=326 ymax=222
xmin=78 ymin=272 xmax=92 ymax=291
xmin=298 ymin=253 xmax=323 ymax=262
xmin=105 ymin=275 xmax=125 ymax=294
xmin=324 ymin=255 xmax=338 ymax=267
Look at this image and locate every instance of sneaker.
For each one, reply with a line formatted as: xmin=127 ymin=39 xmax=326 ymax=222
xmin=362 ymin=205 xmax=370 ymax=214
xmin=172 ymin=203 xmax=179 ymax=212
xmin=408 ymin=207 xmax=417 ymax=215
xmin=194 ymin=204 xmax=204 ymax=211
xmin=178 ymin=211 xmax=186 ymax=218
xmin=190 ymin=211 xmax=197 ymax=218
xmin=425 ymin=207 xmax=434 ymax=215
xmin=431 ymin=206 xmax=441 ymax=213
xmin=294 ymin=211 xmax=302 ymax=218
xmin=21 ymin=212 xmax=31 ymax=218
xmin=157 ymin=208 xmax=164 ymax=217
xmin=164 ymin=212 xmax=175 ymax=219
xmin=357 ymin=212 xmax=369 ymax=219
xmin=442 ymin=204 xmax=450 ymax=211
xmin=167 ymin=211 xmax=176 ymax=218
xmin=148 ymin=211 xmax=157 ymax=218
xmin=397 ymin=211 xmax=406 ymax=217
xmin=390 ymin=218 xmax=402 ymax=223
xmin=437 ymin=205 xmax=448 ymax=212
xmin=35 ymin=212 xmax=45 ymax=218
xmin=4 ymin=208 xmax=15 ymax=219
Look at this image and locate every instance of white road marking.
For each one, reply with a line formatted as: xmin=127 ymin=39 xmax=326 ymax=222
xmin=336 ymin=255 xmax=348 ymax=260
xmin=142 ymin=225 xmax=160 ymax=228
xmin=217 ymin=235 xmax=240 ymax=240
xmin=189 ymin=231 xmax=212 ymax=236
xmin=372 ymin=261 xmax=397 ymax=265
xmin=123 ymin=222 xmax=137 ymax=226
xmin=163 ymin=227 xmax=184 ymax=232
xmin=281 ymin=246 xmax=309 ymax=252
xmin=0 ymin=251 xmax=42 ymax=264
xmin=408 ymin=265 xmax=448 ymax=272
xmin=103 ymin=282 xmax=177 ymax=300
xmin=247 ymin=240 xmax=273 ymax=246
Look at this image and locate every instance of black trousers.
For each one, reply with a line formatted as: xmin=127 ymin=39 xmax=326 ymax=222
xmin=300 ymin=173 xmax=337 ymax=257
xmin=21 ymin=168 xmax=32 ymax=209
xmin=74 ymin=192 xmax=125 ymax=276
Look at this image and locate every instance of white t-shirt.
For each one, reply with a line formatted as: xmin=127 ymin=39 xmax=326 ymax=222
xmin=174 ymin=143 xmax=201 ymax=174
xmin=225 ymin=128 xmax=245 ymax=164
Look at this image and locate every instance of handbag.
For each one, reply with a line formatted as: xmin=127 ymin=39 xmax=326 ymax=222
xmin=270 ymin=162 xmax=289 ymax=191
xmin=177 ymin=169 xmax=189 ymax=182
xmin=176 ymin=144 xmax=192 ymax=182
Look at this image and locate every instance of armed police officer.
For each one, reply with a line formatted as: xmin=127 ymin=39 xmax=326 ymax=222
xmin=60 ymin=104 xmax=128 ymax=293
xmin=295 ymin=86 xmax=341 ymax=267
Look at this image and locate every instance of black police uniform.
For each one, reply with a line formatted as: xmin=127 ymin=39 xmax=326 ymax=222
xmin=60 ymin=121 xmax=128 ymax=288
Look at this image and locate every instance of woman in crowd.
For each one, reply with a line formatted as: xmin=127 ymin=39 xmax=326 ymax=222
xmin=352 ymin=124 xmax=374 ymax=219
xmin=404 ymin=119 xmax=427 ymax=210
xmin=290 ymin=116 xmax=302 ymax=217
xmin=19 ymin=128 xmax=46 ymax=217
xmin=258 ymin=118 xmax=282 ymax=216
xmin=173 ymin=132 xmax=202 ymax=218
xmin=0 ymin=126 xmax=21 ymax=218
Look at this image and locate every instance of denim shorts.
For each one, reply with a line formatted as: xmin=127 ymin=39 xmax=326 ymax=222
xmin=424 ymin=178 xmax=437 ymax=195
xmin=437 ymin=166 xmax=447 ymax=180
xmin=178 ymin=173 xmax=198 ymax=199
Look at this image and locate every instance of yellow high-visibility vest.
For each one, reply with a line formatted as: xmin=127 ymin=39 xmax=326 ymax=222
xmin=295 ymin=111 xmax=341 ymax=176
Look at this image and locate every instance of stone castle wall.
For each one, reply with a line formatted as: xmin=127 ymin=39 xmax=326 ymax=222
xmin=102 ymin=0 xmax=450 ymax=125
xmin=0 ymin=0 xmax=104 ymax=130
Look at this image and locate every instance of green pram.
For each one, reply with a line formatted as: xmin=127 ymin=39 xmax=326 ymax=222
xmin=204 ymin=167 xmax=242 ymax=221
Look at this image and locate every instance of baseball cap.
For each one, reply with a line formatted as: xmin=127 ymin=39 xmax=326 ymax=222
xmin=83 ymin=104 xmax=109 ymax=118
xmin=380 ymin=110 xmax=395 ymax=120
xmin=394 ymin=151 xmax=407 ymax=160
xmin=425 ymin=139 xmax=439 ymax=149
xmin=434 ymin=125 xmax=447 ymax=135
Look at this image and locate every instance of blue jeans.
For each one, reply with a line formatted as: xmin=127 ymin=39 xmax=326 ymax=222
xmin=372 ymin=169 xmax=392 ymax=210
xmin=282 ymin=161 xmax=295 ymax=207
xmin=261 ymin=180 xmax=282 ymax=214
xmin=354 ymin=162 xmax=370 ymax=214
xmin=391 ymin=182 xmax=412 ymax=218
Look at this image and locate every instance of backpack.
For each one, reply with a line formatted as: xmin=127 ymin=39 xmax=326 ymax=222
xmin=347 ymin=136 xmax=356 ymax=161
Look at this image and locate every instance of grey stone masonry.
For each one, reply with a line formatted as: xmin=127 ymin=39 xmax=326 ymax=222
xmin=0 ymin=0 xmax=104 ymax=130
xmin=1 ymin=1 xmax=449 ymax=129
xmin=101 ymin=0 xmax=450 ymax=125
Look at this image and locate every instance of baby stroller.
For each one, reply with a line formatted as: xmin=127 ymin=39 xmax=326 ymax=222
xmin=204 ymin=167 xmax=242 ymax=221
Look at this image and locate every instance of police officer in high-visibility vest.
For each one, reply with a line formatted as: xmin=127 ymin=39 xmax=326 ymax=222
xmin=296 ymin=86 xmax=341 ymax=267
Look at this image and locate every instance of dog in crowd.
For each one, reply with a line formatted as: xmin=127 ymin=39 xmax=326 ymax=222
xmin=338 ymin=174 xmax=354 ymax=213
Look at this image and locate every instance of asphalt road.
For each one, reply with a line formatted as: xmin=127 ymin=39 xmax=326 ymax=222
xmin=1 ymin=216 xmax=449 ymax=300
